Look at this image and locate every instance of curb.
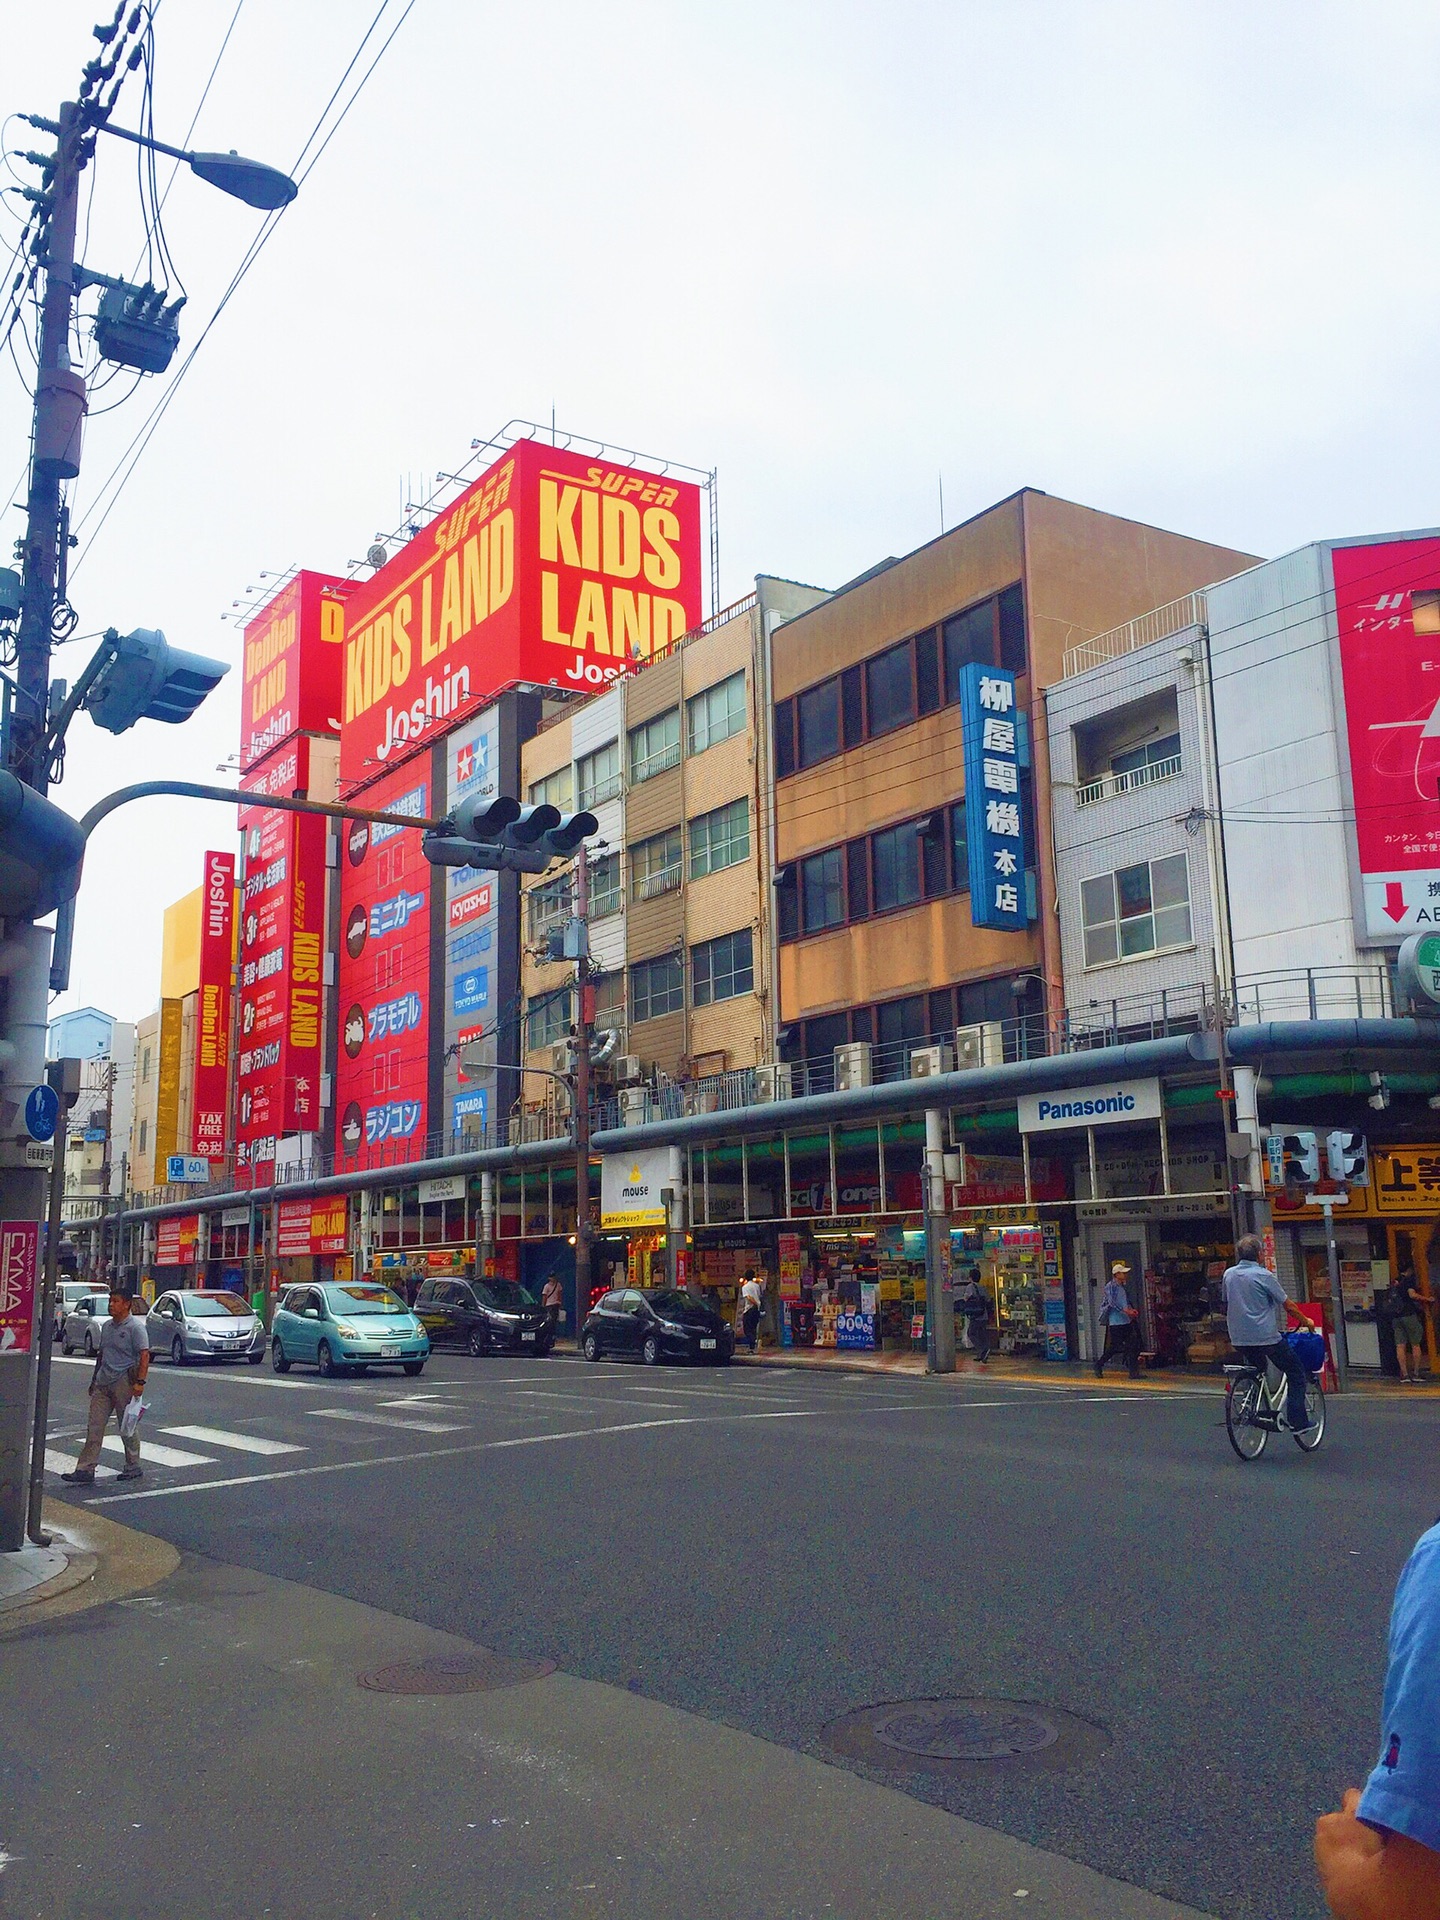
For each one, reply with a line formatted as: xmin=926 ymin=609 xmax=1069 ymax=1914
xmin=0 ymin=1498 xmax=180 ymax=1634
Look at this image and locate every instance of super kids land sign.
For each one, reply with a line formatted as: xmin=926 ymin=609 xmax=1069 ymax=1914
xmin=338 ymin=440 xmax=703 ymax=786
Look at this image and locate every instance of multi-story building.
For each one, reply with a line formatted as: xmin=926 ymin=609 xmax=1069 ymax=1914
xmin=48 ymin=1007 xmax=136 ymax=1278
xmin=771 ymin=489 xmax=1255 ymax=1080
xmin=518 ymin=578 xmax=828 ymax=1115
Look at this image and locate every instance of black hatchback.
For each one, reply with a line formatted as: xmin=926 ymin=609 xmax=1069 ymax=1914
xmin=581 ymin=1287 xmax=734 ymax=1366
xmin=414 ymin=1276 xmax=554 ymax=1357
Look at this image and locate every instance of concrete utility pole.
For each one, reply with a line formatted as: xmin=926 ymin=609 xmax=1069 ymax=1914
xmin=923 ymin=1108 xmax=956 ymax=1373
xmin=571 ymin=852 xmax=593 ymax=1345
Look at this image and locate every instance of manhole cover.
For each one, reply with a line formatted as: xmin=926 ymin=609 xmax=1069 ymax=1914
xmin=357 ymin=1652 xmax=555 ymax=1696
xmin=822 ymin=1696 xmax=1109 ymax=1776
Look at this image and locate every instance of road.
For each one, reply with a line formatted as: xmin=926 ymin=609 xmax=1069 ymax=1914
xmin=8 ymin=1348 xmax=1438 ymax=1919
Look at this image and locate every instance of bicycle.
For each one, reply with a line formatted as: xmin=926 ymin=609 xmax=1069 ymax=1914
xmin=1223 ymin=1352 xmax=1326 ymax=1460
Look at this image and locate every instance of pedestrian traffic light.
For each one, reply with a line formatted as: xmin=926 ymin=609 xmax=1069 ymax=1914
xmin=83 ymin=628 xmax=230 ymax=734
xmin=1278 ymin=1132 xmax=1321 ymax=1189
xmin=1326 ymin=1130 xmax=1369 ymax=1186
xmin=422 ymin=797 xmax=598 ymax=875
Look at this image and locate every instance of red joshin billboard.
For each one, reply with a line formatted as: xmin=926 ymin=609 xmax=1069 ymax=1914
xmin=337 ymin=439 xmax=704 ymax=787
xmin=191 ymin=850 xmax=235 ymax=1163
xmin=237 ymin=738 xmax=328 ymax=1164
xmin=334 ymin=757 xmax=432 ymax=1161
xmin=240 ymin=568 xmax=349 ymax=771
xmin=1332 ymin=539 xmax=1440 ymax=936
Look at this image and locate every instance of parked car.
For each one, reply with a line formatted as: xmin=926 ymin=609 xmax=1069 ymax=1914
xmin=52 ymin=1280 xmax=96 ymax=1341
xmin=60 ymin=1292 xmax=112 ymax=1355
xmin=581 ymin=1287 xmax=734 ymax=1366
xmin=414 ymin=1275 xmax=553 ymax=1357
xmin=147 ymin=1290 xmax=265 ymax=1366
xmin=270 ymin=1282 xmax=428 ymax=1378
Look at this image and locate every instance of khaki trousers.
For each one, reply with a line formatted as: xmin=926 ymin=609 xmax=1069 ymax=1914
xmin=74 ymin=1377 xmax=139 ymax=1472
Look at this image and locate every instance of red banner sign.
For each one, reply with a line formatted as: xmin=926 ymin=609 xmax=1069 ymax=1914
xmin=240 ymin=569 xmax=349 ymax=771
xmin=155 ymin=1215 xmax=200 ymax=1265
xmin=338 ymin=439 xmax=704 ymax=785
xmin=276 ymin=1197 xmax=349 ymax=1257
xmin=0 ymin=1221 xmax=38 ymax=1354
xmin=191 ymin=849 xmax=235 ymax=1163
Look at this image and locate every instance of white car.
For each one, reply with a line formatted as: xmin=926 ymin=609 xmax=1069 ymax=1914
xmin=52 ymin=1280 xmax=96 ymax=1341
xmin=60 ymin=1292 xmax=113 ymax=1355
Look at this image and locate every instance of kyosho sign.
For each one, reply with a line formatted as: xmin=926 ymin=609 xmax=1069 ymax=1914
xmin=1017 ymin=1077 xmax=1163 ymax=1134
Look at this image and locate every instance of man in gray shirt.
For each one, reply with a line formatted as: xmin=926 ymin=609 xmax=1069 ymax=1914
xmin=62 ymin=1288 xmax=150 ymax=1483
xmin=1222 ymin=1233 xmax=1313 ymax=1432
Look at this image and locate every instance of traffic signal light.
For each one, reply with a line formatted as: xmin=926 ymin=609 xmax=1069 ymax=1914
xmin=0 ymin=771 xmax=85 ymax=918
xmin=1326 ymin=1130 xmax=1369 ymax=1186
xmin=422 ymin=799 xmax=598 ymax=875
xmin=1278 ymin=1132 xmax=1321 ymax=1189
xmin=84 ymin=628 xmax=230 ymax=734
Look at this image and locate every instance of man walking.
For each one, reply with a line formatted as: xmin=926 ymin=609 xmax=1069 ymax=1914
xmin=541 ymin=1273 xmax=564 ymax=1339
xmin=61 ymin=1287 xmax=149 ymax=1484
xmin=959 ymin=1266 xmax=992 ymax=1365
xmin=739 ymin=1269 xmax=765 ymax=1353
xmin=1094 ymin=1259 xmax=1140 ymax=1379
xmin=1221 ymin=1232 xmax=1314 ymax=1434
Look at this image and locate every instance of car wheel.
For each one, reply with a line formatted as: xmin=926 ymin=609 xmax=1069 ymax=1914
xmin=247 ymin=1352 xmax=264 ymax=1365
xmin=316 ymin=1340 xmax=336 ymax=1378
xmin=716 ymin=1351 xmax=733 ymax=1367
xmin=582 ymin=1332 xmax=601 ymax=1362
xmin=84 ymin=1332 xmax=95 ymax=1356
xmin=642 ymin=1333 xmax=661 ymax=1367
xmin=403 ymin=1360 xmax=425 ymax=1377
xmin=171 ymin=1335 xmax=187 ymax=1368
xmin=271 ymin=1339 xmax=290 ymax=1374
xmin=466 ymin=1328 xmax=485 ymax=1358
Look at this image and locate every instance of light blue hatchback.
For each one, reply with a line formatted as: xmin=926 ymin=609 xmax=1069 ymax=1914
xmin=270 ymin=1281 xmax=429 ymax=1379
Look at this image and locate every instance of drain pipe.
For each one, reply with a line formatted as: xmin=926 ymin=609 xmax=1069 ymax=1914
xmin=479 ymin=1170 xmax=495 ymax=1275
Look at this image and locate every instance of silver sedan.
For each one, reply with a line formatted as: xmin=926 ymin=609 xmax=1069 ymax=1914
xmin=147 ymin=1290 xmax=265 ymax=1365
xmin=60 ymin=1292 xmax=113 ymax=1355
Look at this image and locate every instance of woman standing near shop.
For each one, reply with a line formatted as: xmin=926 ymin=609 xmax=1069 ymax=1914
xmin=1095 ymin=1259 xmax=1140 ymax=1379
xmin=1389 ymin=1259 xmax=1435 ymax=1384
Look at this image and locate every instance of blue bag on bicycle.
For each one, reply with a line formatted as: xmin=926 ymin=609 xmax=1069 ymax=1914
xmin=1287 ymin=1328 xmax=1326 ymax=1374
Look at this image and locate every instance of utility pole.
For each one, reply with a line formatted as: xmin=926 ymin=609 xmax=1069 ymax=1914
xmin=571 ymin=850 xmax=592 ymax=1346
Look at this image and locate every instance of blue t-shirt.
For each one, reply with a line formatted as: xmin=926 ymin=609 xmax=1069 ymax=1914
xmin=1359 ymin=1520 xmax=1440 ymax=1852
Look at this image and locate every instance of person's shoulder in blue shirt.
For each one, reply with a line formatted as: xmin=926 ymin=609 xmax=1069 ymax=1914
xmin=1316 ymin=1519 xmax=1440 ymax=1916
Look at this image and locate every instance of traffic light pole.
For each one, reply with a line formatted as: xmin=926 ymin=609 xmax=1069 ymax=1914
xmin=1317 ymin=1195 xmax=1351 ymax=1392
xmin=571 ymin=851 xmax=593 ymax=1347
xmin=26 ymin=1086 xmax=73 ymax=1544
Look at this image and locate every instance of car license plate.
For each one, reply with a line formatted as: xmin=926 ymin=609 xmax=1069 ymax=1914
xmin=380 ymin=1344 xmax=402 ymax=1358
xmin=700 ymin=1337 xmax=716 ymax=1349
xmin=521 ymin=1330 xmax=536 ymax=1342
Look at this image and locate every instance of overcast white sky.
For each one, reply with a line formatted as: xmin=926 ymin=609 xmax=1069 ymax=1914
xmin=8 ymin=0 xmax=1440 ymax=1026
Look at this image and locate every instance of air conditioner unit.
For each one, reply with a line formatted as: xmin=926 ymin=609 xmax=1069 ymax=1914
xmin=615 ymin=1054 xmax=643 ymax=1085
xmin=551 ymin=1079 xmax=573 ymax=1117
xmin=835 ymin=1041 xmax=873 ymax=1090
xmin=508 ymin=1114 xmax=547 ymax=1146
xmin=684 ymin=1086 xmax=719 ymax=1116
xmin=619 ymin=1086 xmax=651 ymax=1125
xmin=754 ymin=1062 xmax=793 ymax=1102
xmin=551 ymin=1042 xmax=573 ymax=1076
xmin=953 ymin=1021 xmax=1005 ymax=1071
xmin=909 ymin=1043 xmax=955 ymax=1079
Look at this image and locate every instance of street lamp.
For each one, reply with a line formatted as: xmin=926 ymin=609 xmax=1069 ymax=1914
xmin=92 ymin=120 xmax=298 ymax=210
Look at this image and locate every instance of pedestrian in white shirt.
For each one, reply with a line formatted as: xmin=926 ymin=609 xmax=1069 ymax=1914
xmin=740 ymin=1270 xmax=765 ymax=1352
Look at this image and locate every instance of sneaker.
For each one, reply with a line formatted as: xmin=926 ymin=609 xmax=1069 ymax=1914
xmin=59 ymin=1470 xmax=94 ymax=1484
xmin=116 ymin=1466 xmax=143 ymax=1481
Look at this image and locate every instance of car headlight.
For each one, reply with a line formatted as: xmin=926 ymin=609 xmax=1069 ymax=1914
xmin=335 ymin=1323 xmax=359 ymax=1338
xmin=659 ymin=1320 xmax=685 ymax=1335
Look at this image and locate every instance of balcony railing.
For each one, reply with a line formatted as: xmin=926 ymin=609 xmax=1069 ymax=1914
xmin=1075 ymin=753 xmax=1183 ymax=807
xmin=1062 ymin=591 xmax=1206 ymax=680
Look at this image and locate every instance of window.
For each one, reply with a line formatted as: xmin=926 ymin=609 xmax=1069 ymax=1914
xmin=529 ymin=765 xmax=573 ymax=811
xmin=141 ymin=1047 xmax=151 ymax=1084
xmin=576 ymin=740 xmax=621 ymax=809
xmin=527 ymin=989 xmax=572 ymax=1049
xmin=528 ymin=875 xmax=570 ymax=940
xmin=845 ymin=838 xmax=871 ymax=921
xmin=776 ymin=866 xmax=799 ymax=941
xmin=1111 ymin=732 xmax=1182 ymax=778
xmin=631 ymin=953 xmax=684 ymax=1022
xmin=802 ymin=849 xmax=845 ymax=933
xmin=950 ymin=799 xmax=970 ymax=894
xmin=1081 ymin=852 xmax=1192 ymax=967
xmin=628 ymin=709 xmax=680 ymax=784
xmin=871 ymin=820 xmax=922 ymax=913
xmin=915 ymin=629 xmax=941 ymax=715
xmin=773 ymin=699 xmax=796 ymax=779
xmin=842 ymin=664 xmax=865 ymax=749
xmin=138 ymin=1117 xmax=148 ymax=1152
xmin=693 ymin=928 xmax=754 ymax=1006
xmin=631 ymin=829 xmax=682 ymax=901
xmin=593 ymin=970 xmax=625 ymax=1027
xmin=943 ymin=601 xmax=995 ymax=685
xmin=998 ymin=584 xmax=1027 ymax=674
xmin=689 ymin=798 xmax=750 ymax=878
xmin=920 ymin=810 xmax=949 ymax=897
xmin=877 ymin=994 xmax=927 ymax=1053
xmin=686 ymin=672 xmax=746 ymax=754
xmin=797 ymin=679 xmax=841 ymax=768
xmin=589 ymin=851 xmax=622 ymax=919
xmin=866 ymin=640 xmax=915 ymax=736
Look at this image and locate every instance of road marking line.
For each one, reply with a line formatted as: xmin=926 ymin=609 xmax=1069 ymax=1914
xmin=45 ymin=1449 xmax=117 ymax=1481
xmin=307 ymin=1408 xmax=466 ymax=1434
xmin=99 ymin=1436 xmax=213 ymax=1468
xmin=158 ymin=1425 xmax=306 ymax=1456
xmin=507 ymin=1389 xmax=687 ymax=1411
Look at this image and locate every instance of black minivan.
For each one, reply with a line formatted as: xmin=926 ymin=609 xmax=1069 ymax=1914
xmin=581 ymin=1287 xmax=734 ymax=1366
xmin=414 ymin=1276 xmax=554 ymax=1357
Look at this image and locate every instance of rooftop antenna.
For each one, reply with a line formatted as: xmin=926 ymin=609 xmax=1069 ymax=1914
xmin=939 ymin=471 xmax=945 ymax=536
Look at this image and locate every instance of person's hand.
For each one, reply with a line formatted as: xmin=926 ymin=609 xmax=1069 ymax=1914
xmin=1315 ymin=1790 xmax=1383 ymax=1918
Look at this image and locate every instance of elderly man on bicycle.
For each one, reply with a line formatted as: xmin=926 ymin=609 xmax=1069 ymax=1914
xmin=1222 ymin=1233 xmax=1318 ymax=1434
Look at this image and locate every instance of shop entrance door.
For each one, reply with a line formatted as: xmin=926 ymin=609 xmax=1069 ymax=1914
xmin=1102 ymin=1237 xmax=1145 ymax=1350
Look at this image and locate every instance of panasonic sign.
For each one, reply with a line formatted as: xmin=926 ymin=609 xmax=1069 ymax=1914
xmin=1017 ymin=1077 xmax=1163 ymax=1135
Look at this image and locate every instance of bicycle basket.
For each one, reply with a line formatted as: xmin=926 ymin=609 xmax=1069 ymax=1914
xmin=1287 ymin=1328 xmax=1326 ymax=1374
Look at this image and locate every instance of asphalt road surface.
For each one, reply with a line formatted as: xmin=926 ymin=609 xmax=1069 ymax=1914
xmin=20 ymin=1348 xmax=1440 ymax=1918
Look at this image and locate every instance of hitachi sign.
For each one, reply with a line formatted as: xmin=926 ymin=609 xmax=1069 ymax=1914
xmin=1017 ymin=1077 xmax=1163 ymax=1134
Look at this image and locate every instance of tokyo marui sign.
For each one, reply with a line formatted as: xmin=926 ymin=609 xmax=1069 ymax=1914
xmin=1017 ymin=1078 xmax=1163 ymax=1134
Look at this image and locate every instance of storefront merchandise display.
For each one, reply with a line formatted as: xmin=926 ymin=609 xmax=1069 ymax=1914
xmin=1145 ymin=1231 xmax=1233 ymax=1366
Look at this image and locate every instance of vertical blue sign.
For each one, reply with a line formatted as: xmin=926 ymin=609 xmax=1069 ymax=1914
xmin=958 ymin=662 xmax=1027 ymax=931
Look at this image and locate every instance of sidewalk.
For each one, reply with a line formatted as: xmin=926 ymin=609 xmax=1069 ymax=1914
xmin=0 ymin=1498 xmax=179 ymax=1633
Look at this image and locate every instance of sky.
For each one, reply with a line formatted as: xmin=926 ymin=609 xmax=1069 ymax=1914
xmin=7 ymin=0 xmax=1440 ymax=1026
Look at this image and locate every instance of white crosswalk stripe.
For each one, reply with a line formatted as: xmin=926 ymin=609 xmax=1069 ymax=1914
xmin=307 ymin=1407 xmax=465 ymax=1434
xmin=45 ymin=1449 xmax=117 ymax=1481
xmin=100 ymin=1435 xmax=214 ymax=1468
xmin=159 ymin=1425 xmax=306 ymax=1456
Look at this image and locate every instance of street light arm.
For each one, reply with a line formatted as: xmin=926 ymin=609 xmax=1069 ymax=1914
xmin=90 ymin=120 xmax=298 ymax=210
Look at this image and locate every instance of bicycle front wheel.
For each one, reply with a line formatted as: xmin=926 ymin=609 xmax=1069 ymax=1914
xmin=1292 ymin=1377 xmax=1326 ymax=1452
xmin=1225 ymin=1372 xmax=1268 ymax=1460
